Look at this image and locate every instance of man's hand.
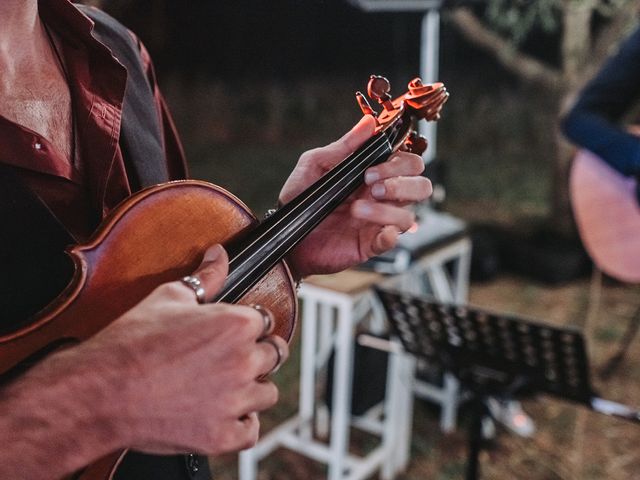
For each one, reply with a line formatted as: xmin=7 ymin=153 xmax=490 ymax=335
xmin=0 ymin=245 xmax=288 ymax=479
xmin=94 ymin=244 xmax=288 ymax=455
xmin=280 ymin=115 xmax=433 ymax=278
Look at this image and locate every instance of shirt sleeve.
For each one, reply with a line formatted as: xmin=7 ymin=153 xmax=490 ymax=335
xmin=561 ymin=27 xmax=640 ymax=176
xmin=128 ymin=31 xmax=189 ymax=181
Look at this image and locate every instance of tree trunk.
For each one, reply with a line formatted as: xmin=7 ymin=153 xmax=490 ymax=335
xmin=551 ymin=127 xmax=579 ymax=238
xmin=549 ymin=2 xmax=594 ymax=238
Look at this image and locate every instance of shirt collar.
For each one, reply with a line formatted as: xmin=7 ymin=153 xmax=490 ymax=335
xmin=0 ymin=0 xmax=129 ymax=214
xmin=39 ymin=0 xmax=98 ymax=47
xmin=38 ymin=1 xmax=130 ymax=216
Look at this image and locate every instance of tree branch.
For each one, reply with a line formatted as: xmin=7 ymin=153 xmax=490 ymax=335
xmin=447 ymin=7 xmax=562 ymax=90
xmin=561 ymin=0 xmax=594 ymax=86
xmin=591 ymin=0 xmax=639 ymax=71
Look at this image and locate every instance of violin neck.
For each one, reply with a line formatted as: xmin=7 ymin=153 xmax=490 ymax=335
xmin=214 ymin=132 xmax=392 ymax=304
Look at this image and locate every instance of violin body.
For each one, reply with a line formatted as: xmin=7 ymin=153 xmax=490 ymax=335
xmin=0 ymin=180 xmax=297 ymax=376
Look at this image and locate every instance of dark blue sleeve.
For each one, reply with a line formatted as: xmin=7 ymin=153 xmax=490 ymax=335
xmin=561 ymin=27 xmax=640 ymax=176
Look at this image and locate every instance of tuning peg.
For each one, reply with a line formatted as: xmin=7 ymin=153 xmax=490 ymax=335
xmin=367 ymin=75 xmax=394 ymax=112
xmin=355 ymin=91 xmax=377 ymax=117
xmin=403 ymin=131 xmax=428 ymax=155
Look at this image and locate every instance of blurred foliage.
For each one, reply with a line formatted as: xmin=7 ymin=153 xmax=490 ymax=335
xmin=485 ymin=0 xmax=561 ymax=45
xmin=484 ymin=0 xmax=634 ymax=46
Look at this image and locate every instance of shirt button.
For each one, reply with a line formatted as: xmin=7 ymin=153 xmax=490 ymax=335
xmin=185 ymin=454 xmax=200 ymax=477
xmin=34 ymin=142 xmax=42 ymax=150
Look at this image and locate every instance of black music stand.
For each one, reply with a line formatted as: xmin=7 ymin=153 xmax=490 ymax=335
xmin=374 ymin=287 xmax=640 ymax=480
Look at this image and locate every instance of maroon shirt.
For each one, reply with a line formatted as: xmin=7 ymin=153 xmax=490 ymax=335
xmin=0 ymin=0 xmax=187 ymax=242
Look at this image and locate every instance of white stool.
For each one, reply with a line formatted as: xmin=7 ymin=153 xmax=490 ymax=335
xmin=239 ymin=222 xmax=471 ymax=479
xmin=240 ymin=270 xmax=403 ymax=480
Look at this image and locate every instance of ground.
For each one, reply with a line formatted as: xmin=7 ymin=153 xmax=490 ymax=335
xmin=209 ymin=272 xmax=640 ymax=480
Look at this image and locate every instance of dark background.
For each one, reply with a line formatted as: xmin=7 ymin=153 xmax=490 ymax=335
xmin=99 ymin=0 xmax=556 ymax=225
xmin=107 ymin=1 xmax=423 ymax=79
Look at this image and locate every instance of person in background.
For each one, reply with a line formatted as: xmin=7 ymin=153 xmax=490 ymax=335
xmin=562 ymin=26 xmax=640 ymax=179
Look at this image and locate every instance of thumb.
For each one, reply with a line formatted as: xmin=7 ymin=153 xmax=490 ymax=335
xmin=191 ymin=244 xmax=229 ymax=301
xmin=327 ymin=115 xmax=377 ymax=159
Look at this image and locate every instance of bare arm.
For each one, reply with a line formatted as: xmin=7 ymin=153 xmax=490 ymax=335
xmin=0 ymin=245 xmax=288 ymax=479
xmin=562 ymin=27 xmax=640 ymax=176
xmin=0 ymin=343 xmax=123 ymax=478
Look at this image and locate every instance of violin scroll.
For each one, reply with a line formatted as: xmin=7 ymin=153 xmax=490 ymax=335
xmin=355 ymin=74 xmax=449 ymax=152
xmin=355 ymin=75 xmax=448 ymax=126
xmin=367 ymin=75 xmax=394 ymax=112
xmin=355 ymin=91 xmax=376 ymax=117
xmin=402 ymin=131 xmax=428 ymax=155
xmin=405 ymin=77 xmax=449 ymax=121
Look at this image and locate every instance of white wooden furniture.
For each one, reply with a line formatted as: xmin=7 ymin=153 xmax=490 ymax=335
xmin=239 ymin=211 xmax=471 ymax=480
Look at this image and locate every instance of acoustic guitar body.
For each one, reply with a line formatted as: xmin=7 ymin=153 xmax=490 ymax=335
xmin=570 ymin=149 xmax=640 ymax=283
xmin=0 ymin=179 xmax=298 ymax=377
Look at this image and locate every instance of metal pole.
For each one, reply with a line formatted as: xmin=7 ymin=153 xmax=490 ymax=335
xmin=420 ymin=8 xmax=440 ymax=164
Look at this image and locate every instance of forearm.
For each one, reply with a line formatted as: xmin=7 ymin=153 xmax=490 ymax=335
xmin=561 ymin=27 xmax=640 ymax=175
xmin=562 ymin=109 xmax=640 ymax=176
xmin=0 ymin=347 xmax=125 ymax=479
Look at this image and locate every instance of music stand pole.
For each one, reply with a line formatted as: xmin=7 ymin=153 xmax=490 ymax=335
xmin=465 ymin=393 xmax=485 ymax=480
xmin=462 ymin=375 xmax=528 ymax=480
xmin=599 ymin=305 xmax=640 ymax=379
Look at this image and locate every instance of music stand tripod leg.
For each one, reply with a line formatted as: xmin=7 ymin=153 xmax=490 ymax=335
xmin=465 ymin=394 xmax=486 ymax=480
xmin=599 ymin=304 xmax=640 ymax=379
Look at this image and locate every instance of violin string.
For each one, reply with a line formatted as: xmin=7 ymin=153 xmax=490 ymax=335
xmin=217 ymin=138 xmax=392 ymax=303
xmin=218 ymin=139 xmax=392 ymax=302
xmin=218 ymin=143 xmax=391 ymax=303
xmin=222 ymin=95 xmax=430 ymax=279
xmin=227 ymin=131 xmax=391 ymax=269
xmin=225 ymin=108 xmax=420 ymax=279
xmin=219 ymin=138 xmax=390 ymax=300
xmin=244 ymin=122 xmax=408 ymax=264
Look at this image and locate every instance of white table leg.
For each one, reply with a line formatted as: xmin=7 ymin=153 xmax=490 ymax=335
xmin=328 ymin=299 xmax=356 ymax=480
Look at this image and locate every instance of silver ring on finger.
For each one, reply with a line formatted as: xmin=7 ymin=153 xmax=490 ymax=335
xmin=258 ymin=337 xmax=284 ymax=379
xmin=180 ymin=275 xmax=206 ymax=304
xmin=251 ymin=304 xmax=274 ymax=338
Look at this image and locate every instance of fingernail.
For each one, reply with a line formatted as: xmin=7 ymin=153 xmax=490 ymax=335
xmin=371 ymin=183 xmax=386 ymax=198
xmin=365 ymin=171 xmax=379 ymax=184
xmin=204 ymin=244 xmax=223 ymax=262
xmin=355 ymin=202 xmax=373 ymax=217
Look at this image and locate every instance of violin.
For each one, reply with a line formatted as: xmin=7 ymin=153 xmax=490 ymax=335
xmin=0 ymin=75 xmax=448 ymax=479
